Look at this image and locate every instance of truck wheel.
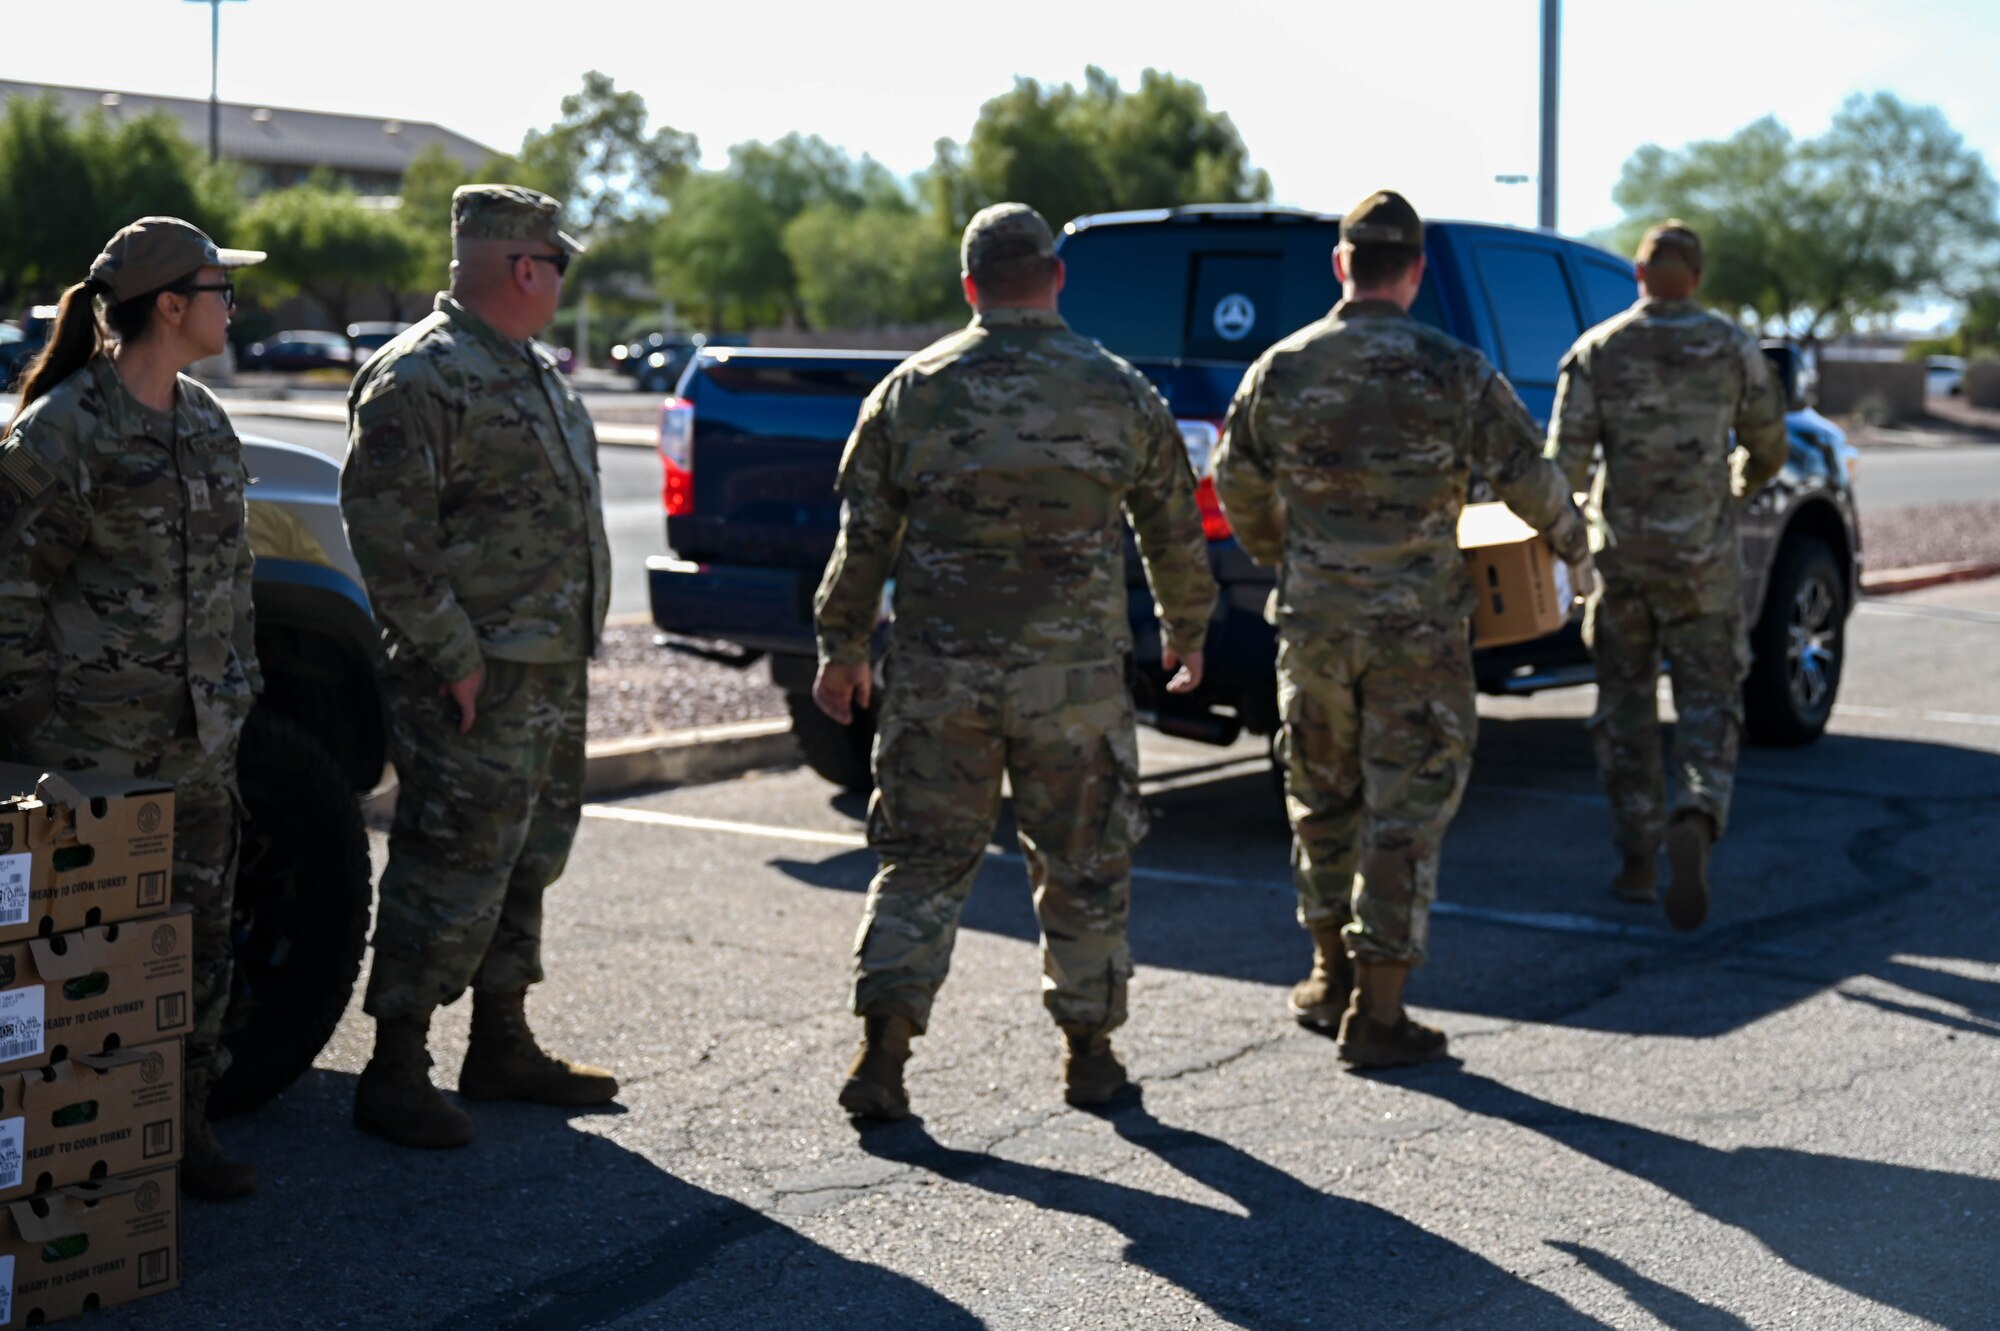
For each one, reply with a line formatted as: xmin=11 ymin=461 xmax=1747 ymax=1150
xmin=1744 ymin=536 xmax=1845 ymax=747
xmin=786 ymin=692 xmax=876 ymax=794
xmin=210 ymin=705 xmax=372 ymax=1117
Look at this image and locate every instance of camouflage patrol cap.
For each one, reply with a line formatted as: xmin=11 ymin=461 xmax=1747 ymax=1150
xmin=451 ymin=184 xmax=587 ymax=254
xmin=87 ymin=217 xmax=265 ymax=304
xmin=1636 ymin=219 xmax=1702 ymax=270
xmin=1340 ymin=190 xmax=1424 ymax=248
xmin=961 ymin=203 xmax=1056 ymax=279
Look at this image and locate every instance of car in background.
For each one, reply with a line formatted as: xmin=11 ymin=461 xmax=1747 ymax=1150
xmin=0 ymin=306 xmax=57 ymax=390
xmin=615 ymin=331 xmax=710 ymax=392
xmin=346 ymin=321 xmax=412 ymax=359
xmin=1926 ymin=355 xmax=1965 ymax=398
xmin=238 ymin=329 xmax=354 ymax=373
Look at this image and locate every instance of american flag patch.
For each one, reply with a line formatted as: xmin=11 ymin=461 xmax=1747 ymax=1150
xmin=0 ymin=444 xmax=55 ymax=502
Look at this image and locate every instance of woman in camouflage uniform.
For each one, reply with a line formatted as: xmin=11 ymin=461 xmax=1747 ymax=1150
xmin=0 ymin=218 xmax=267 ymax=1201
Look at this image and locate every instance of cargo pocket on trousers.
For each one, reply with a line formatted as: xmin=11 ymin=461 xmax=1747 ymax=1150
xmin=1098 ymin=723 xmax=1149 ymax=860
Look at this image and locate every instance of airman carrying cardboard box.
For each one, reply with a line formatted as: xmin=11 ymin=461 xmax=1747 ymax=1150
xmin=0 ymin=1167 xmax=177 ymax=1327
xmin=1458 ymin=501 xmax=1578 ymax=648
xmin=0 ymin=766 xmax=173 ymax=948
xmin=0 ymin=908 xmax=192 ymax=1075
xmin=0 ymin=1042 xmax=182 ymax=1204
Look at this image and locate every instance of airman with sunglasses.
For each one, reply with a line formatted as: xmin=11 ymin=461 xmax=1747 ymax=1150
xmin=340 ymin=184 xmax=614 ymax=1150
xmin=0 ymin=217 xmax=267 ymax=1201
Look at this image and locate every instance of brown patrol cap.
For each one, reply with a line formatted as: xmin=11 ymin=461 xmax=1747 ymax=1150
xmin=87 ymin=217 xmax=265 ymax=303
xmin=961 ymin=202 xmax=1055 ymax=279
xmin=452 ymin=184 xmax=587 ymax=254
xmin=1636 ymin=219 xmax=1702 ymax=271
xmin=1340 ymin=190 xmax=1424 ymax=248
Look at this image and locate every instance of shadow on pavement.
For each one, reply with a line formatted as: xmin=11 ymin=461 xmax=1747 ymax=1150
xmin=772 ymin=715 xmax=2000 ymax=1040
xmin=859 ymin=1090 xmax=1613 ymax=1329
xmin=1402 ymin=1067 xmax=2000 ymax=1331
xmin=1545 ymin=1242 xmax=1758 ymax=1331
xmin=113 ymin=1068 xmax=981 ymax=1331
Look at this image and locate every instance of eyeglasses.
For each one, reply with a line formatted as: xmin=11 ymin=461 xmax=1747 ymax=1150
xmin=171 ymin=281 xmax=236 ymax=309
xmin=508 ymin=251 xmax=572 ymax=278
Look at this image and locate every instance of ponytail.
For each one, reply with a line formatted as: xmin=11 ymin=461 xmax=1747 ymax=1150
xmin=15 ymin=279 xmax=106 ymax=414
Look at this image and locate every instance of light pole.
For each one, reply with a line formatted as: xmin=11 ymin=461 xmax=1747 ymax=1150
xmin=1539 ymin=0 xmax=1560 ymax=231
xmin=184 ymin=0 xmax=245 ymax=164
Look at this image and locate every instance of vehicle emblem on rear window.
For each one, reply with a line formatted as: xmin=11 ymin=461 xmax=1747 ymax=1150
xmin=1214 ymin=294 xmax=1256 ymax=342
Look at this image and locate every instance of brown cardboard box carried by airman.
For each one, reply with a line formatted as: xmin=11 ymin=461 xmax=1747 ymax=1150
xmin=1458 ymin=501 xmax=1577 ymax=648
xmin=0 ymin=1041 xmax=181 ymax=1204
xmin=0 ymin=766 xmax=173 ymax=947
xmin=0 ymin=1167 xmax=178 ymax=1327
xmin=0 ymin=908 xmax=193 ymax=1075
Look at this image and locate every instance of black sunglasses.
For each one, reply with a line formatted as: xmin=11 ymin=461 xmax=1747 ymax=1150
xmin=171 ymin=280 xmax=236 ymax=309
xmin=508 ymin=251 xmax=572 ymax=277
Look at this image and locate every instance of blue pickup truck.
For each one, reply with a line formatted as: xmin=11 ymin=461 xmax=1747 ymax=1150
xmin=649 ymin=206 xmax=1860 ymax=791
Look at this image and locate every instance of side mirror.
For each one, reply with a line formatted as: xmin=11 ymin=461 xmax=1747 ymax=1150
xmin=1760 ymin=342 xmax=1811 ymax=413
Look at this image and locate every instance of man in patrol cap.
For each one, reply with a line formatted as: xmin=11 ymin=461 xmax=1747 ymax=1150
xmin=1546 ymin=220 xmax=1787 ymax=931
xmin=1216 ymin=190 xmax=1592 ymax=1067
xmin=815 ymin=202 xmax=1217 ymax=1119
xmin=341 ymin=184 xmax=615 ymax=1148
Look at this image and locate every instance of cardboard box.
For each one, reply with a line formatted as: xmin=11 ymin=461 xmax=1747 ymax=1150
xmin=0 ymin=1167 xmax=177 ymax=1327
xmin=1458 ymin=501 xmax=1577 ymax=648
xmin=0 ymin=909 xmax=192 ymax=1074
xmin=0 ymin=1042 xmax=181 ymax=1204
xmin=0 ymin=766 xmax=173 ymax=947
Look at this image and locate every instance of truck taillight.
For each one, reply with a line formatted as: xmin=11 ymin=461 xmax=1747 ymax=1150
xmin=1177 ymin=418 xmax=1232 ymax=542
xmin=660 ymin=395 xmax=694 ymax=517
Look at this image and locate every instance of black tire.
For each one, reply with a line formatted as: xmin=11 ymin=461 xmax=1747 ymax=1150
xmin=1744 ymin=537 xmax=1845 ymax=747
xmin=210 ymin=705 xmax=373 ymax=1117
xmin=786 ymin=692 xmax=876 ymax=794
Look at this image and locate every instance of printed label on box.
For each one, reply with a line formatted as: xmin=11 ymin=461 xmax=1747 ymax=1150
xmin=0 ymin=1252 xmax=12 ymax=1322
xmin=0 ymin=987 xmax=44 ymax=1063
xmin=0 ymin=1116 xmax=21 ymax=1191
xmin=0 ymin=853 xmax=28 ymax=929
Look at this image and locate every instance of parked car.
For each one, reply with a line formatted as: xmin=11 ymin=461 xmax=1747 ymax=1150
xmin=1926 ymin=355 xmax=1965 ymax=398
xmin=616 ymin=332 xmax=709 ymax=392
xmin=346 ymin=321 xmax=412 ymax=359
xmin=237 ymin=329 xmax=353 ymax=372
xmin=0 ymin=307 xmax=57 ymax=390
xmin=648 ymin=206 xmax=1860 ymax=792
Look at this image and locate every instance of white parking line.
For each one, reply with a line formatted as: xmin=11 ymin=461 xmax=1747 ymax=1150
xmin=1836 ymin=702 xmax=2000 ymax=729
xmin=580 ymin=802 xmax=1701 ymax=948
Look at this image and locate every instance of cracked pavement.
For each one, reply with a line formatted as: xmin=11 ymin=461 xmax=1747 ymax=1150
xmin=105 ymin=580 xmax=2000 ymax=1329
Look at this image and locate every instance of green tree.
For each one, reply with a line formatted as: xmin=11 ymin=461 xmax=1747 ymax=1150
xmin=1610 ymin=92 xmax=2000 ymax=341
xmin=0 ymin=94 xmax=237 ymax=310
xmin=241 ymin=178 xmax=424 ymax=337
xmin=936 ymin=66 xmax=1271 ymax=233
xmin=783 ymin=204 xmax=960 ymax=328
xmin=518 ymin=70 xmax=698 ymax=233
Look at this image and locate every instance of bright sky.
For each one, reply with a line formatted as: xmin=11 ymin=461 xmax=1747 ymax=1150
xmin=9 ymin=0 xmax=1999 ymax=238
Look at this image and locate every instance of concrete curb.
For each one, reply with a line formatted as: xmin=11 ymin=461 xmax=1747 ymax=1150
xmin=1861 ymin=560 xmax=2000 ymax=596
xmin=360 ymin=716 xmax=799 ymax=822
xmin=219 ymin=398 xmax=657 ymax=447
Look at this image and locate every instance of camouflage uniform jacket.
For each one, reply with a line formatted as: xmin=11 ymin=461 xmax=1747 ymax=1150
xmin=1215 ymin=298 xmax=1589 ymax=634
xmin=815 ymin=307 xmax=1216 ymax=669
xmin=0 ymin=354 xmax=259 ymax=755
xmin=1547 ymin=296 xmax=1788 ymax=593
xmin=342 ymin=294 xmax=611 ymax=681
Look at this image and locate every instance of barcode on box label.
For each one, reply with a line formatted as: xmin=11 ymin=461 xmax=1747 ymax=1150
xmin=138 ymin=1246 xmax=170 ymax=1288
xmin=0 ymin=1253 xmax=13 ymax=1321
xmin=0 ymin=853 xmax=28 ymax=928
xmin=156 ymin=991 xmax=187 ymax=1032
xmin=143 ymin=1118 xmax=174 ymax=1159
xmin=0 ymin=987 xmax=43 ymax=1063
xmin=0 ymin=1116 xmax=21 ymax=1191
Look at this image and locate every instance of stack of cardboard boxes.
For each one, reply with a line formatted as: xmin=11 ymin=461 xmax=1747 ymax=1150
xmin=0 ymin=764 xmax=190 ymax=1327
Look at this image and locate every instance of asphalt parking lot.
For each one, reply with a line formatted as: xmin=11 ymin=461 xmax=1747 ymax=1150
xmin=103 ymin=580 xmax=2000 ymax=1330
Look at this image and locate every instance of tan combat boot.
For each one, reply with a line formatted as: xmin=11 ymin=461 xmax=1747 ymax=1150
xmin=180 ymin=1065 xmax=257 ymax=1201
xmin=459 ymin=989 xmax=619 ymax=1106
xmin=838 ymin=1014 xmax=915 ymax=1121
xmin=1664 ymin=811 xmax=1716 ymax=932
xmin=1610 ymin=854 xmax=1659 ymax=904
xmin=354 ymin=1014 xmax=475 ymax=1149
xmin=1287 ymin=925 xmax=1354 ymax=1030
xmin=1059 ymin=1023 xmax=1132 ymax=1108
xmin=1336 ymin=962 xmax=1449 ymax=1068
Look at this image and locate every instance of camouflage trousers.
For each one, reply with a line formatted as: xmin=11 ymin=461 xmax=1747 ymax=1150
xmin=12 ymin=719 xmax=240 ymax=1079
xmin=365 ymin=656 xmax=587 ymax=1020
xmin=1586 ymin=575 xmax=1748 ymax=857
xmin=1276 ymin=623 xmax=1477 ymax=966
xmin=854 ymin=652 xmax=1147 ymax=1034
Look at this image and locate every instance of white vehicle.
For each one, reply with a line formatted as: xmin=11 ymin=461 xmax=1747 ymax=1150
xmin=1927 ymin=355 xmax=1965 ymax=398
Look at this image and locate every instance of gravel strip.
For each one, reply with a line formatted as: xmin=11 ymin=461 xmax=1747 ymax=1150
xmin=587 ymin=624 xmax=787 ymax=742
xmin=1861 ymin=501 xmax=2000 ymax=573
